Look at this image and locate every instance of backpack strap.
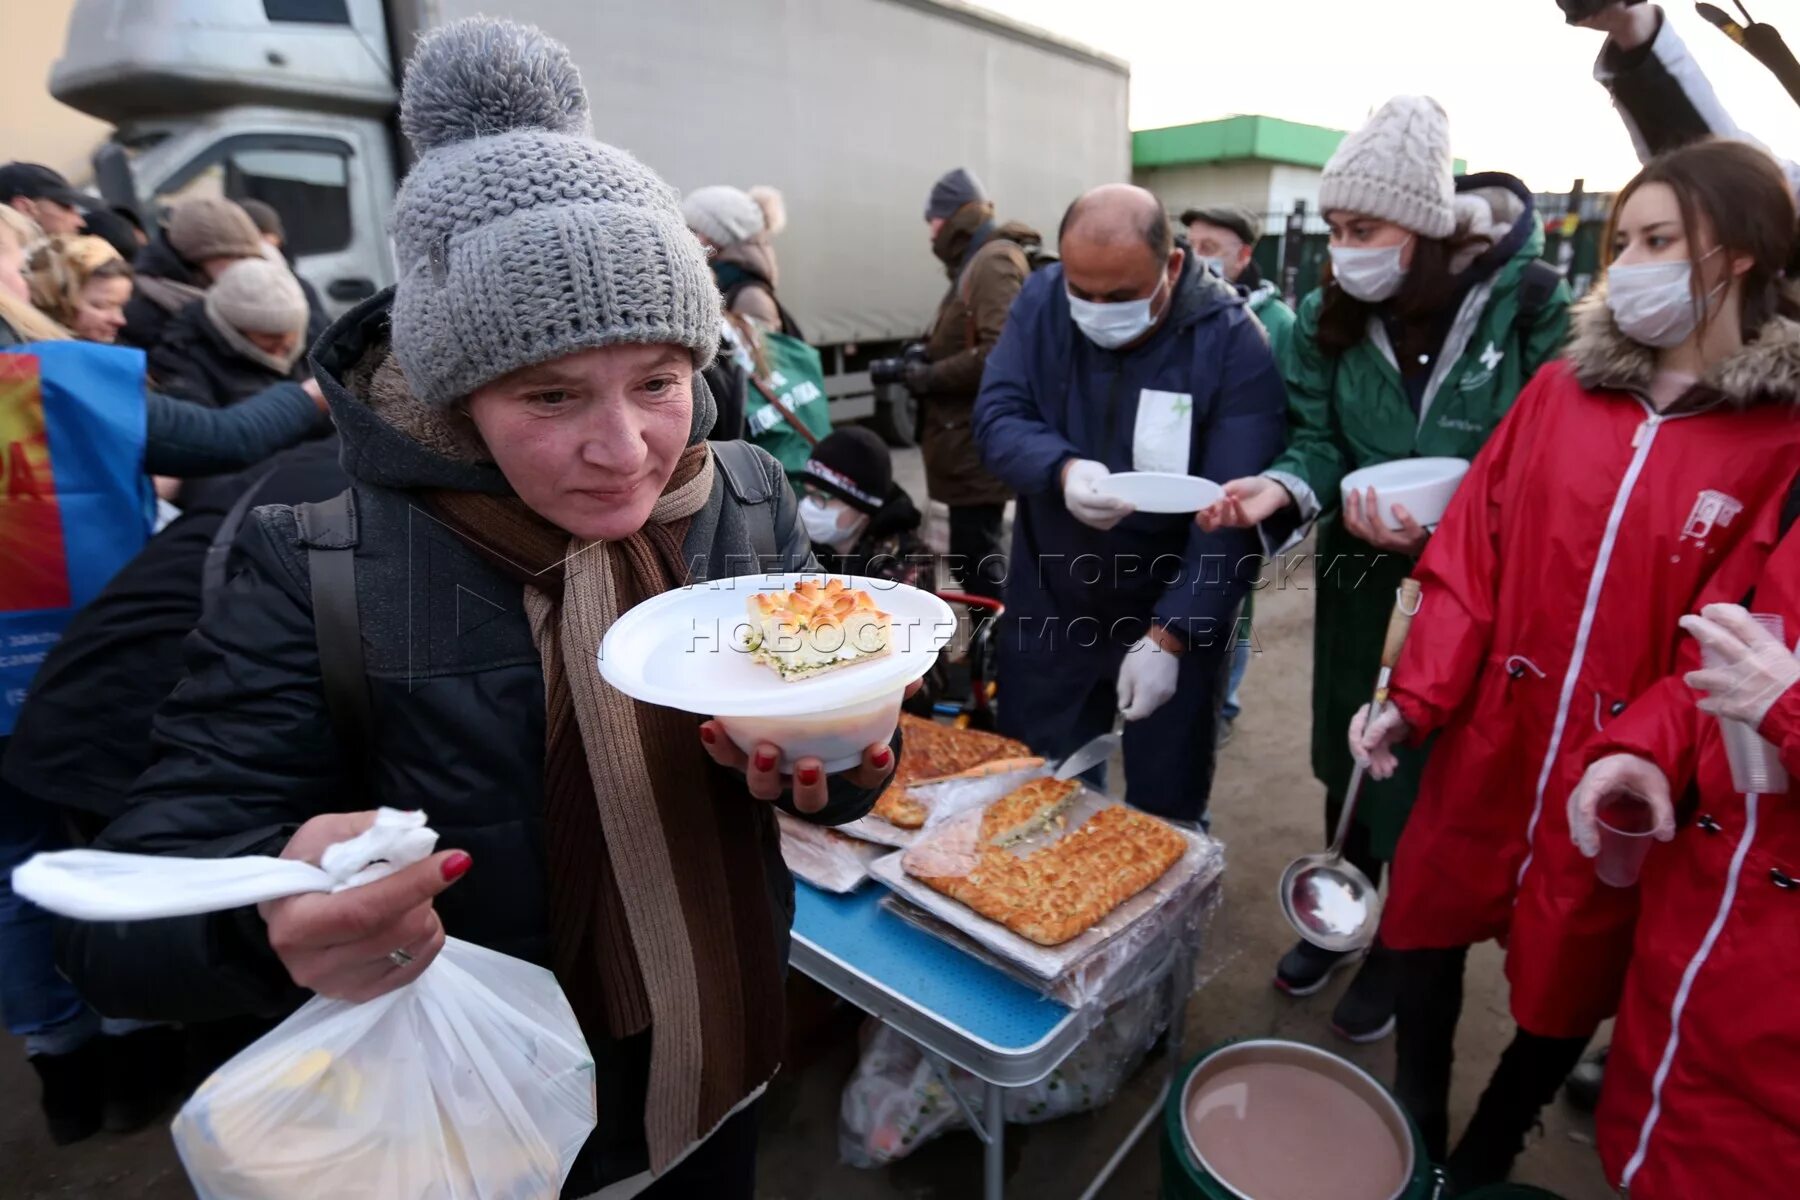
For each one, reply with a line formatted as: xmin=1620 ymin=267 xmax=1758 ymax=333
xmin=200 ymin=464 xmax=281 ymax=619
xmin=294 ymin=489 xmax=373 ymax=785
xmin=711 ymin=440 xmax=782 ymax=571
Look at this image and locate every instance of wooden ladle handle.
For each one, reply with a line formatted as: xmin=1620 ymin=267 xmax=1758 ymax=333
xmin=1380 ymin=579 xmax=1423 ymax=671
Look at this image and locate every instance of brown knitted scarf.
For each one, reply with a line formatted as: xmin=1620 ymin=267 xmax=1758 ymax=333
xmin=428 ymin=443 xmax=783 ymax=1173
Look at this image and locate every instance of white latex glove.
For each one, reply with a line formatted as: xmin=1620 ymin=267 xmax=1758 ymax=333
xmin=1681 ymin=604 xmax=1800 ymax=729
xmin=1348 ymin=702 xmax=1412 ymax=781
xmin=1567 ymin=753 xmax=1675 ymax=859
xmin=1062 ymin=459 xmax=1134 ymax=532
xmin=1117 ymin=636 xmax=1179 ymax=722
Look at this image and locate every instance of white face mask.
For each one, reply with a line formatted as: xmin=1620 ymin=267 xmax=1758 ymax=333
xmin=1606 ymin=249 xmax=1726 ymax=349
xmin=1198 ymin=256 xmax=1227 ymax=279
xmin=1330 ymin=238 xmax=1412 ymax=303
xmin=799 ymin=495 xmax=860 ymax=546
xmin=1067 ymin=272 xmax=1169 ymax=349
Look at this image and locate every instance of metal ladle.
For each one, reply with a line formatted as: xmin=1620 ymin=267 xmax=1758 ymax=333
xmin=1279 ymin=578 xmax=1422 ymax=952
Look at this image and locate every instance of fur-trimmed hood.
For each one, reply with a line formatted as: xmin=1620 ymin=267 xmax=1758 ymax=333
xmin=1566 ymin=285 xmax=1800 ymax=410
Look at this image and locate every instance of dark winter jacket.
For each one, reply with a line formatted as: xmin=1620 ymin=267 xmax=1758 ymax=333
xmin=119 ymin=230 xmax=207 ymax=352
xmin=148 ymin=298 xmax=307 ymax=409
xmin=0 ymin=315 xmax=326 ymax=477
xmin=918 ymin=203 xmax=1036 ymax=507
xmin=56 ymin=291 xmax=888 ymax=1195
xmin=973 ymin=250 xmax=1288 ymax=647
xmin=2 ymin=437 xmax=348 ymax=827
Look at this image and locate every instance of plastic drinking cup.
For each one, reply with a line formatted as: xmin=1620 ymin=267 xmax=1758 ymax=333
xmin=1595 ymin=793 xmax=1657 ymax=888
xmin=1702 ymin=614 xmax=1791 ymax=796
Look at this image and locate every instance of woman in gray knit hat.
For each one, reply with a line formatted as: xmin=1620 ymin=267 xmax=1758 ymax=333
xmin=55 ymin=18 xmax=898 ymax=1199
xmin=1200 ymin=95 xmax=1572 ymax=1040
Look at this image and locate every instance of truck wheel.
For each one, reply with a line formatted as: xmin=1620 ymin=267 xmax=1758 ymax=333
xmin=871 ymin=390 xmax=917 ymax=448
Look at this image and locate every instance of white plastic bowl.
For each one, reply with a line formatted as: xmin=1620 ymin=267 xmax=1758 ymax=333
xmin=715 ymin=687 xmax=907 ymax=774
xmin=598 ymin=573 xmax=955 ymax=773
xmin=1339 ymin=457 xmax=1470 ymax=530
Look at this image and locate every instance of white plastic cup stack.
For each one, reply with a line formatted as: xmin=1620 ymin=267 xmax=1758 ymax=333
xmin=1703 ymin=613 xmax=1792 ymax=796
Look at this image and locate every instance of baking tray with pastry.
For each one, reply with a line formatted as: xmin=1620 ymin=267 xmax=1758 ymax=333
xmin=837 ymin=714 xmax=1044 ymax=847
xmin=868 ymin=777 xmax=1223 ymax=986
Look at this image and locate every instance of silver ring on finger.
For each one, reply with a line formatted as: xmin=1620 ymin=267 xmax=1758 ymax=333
xmin=387 ymin=947 xmax=415 ymax=969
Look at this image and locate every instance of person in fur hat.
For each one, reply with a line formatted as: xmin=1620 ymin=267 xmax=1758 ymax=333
xmin=682 ymin=183 xmax=802 ymax=337
xmin=1348 ymin=138 xmax=1800 ymax=1187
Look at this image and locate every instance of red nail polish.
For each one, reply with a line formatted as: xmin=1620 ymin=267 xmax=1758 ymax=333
xmin=441 ymin=852 xmax=472 ymax=882
xmin=700 ymin=725 xmax=717 ymax=745
xmin=754 ymin=750 xmax=777 ymax=773
xmin=797 ymin=765 xmax=821 ymax=786
xmin=873 ymin=746 xmax=893 ymax=769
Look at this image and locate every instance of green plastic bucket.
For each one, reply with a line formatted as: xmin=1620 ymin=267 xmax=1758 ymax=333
xmin=1160 ymin=1039 xmax=1437 ymax=1200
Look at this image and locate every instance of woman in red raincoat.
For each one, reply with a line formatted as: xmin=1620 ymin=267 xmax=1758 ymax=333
xmin=1568 ymin=557 xmax=1800 ymax=1197
xmin=1350 ymin=139 xmax=1800 ymax=1185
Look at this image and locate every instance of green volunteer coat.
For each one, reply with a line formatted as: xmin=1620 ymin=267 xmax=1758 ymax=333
xmin=1268 ymin=176 xmax=1570 ymax=858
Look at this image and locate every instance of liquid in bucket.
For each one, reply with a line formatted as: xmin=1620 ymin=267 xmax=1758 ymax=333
xmin=1595 ymin=793 xmax=1656 ymax=888
xmin=1185 ymin=1060 xmax=1406 ymax=1200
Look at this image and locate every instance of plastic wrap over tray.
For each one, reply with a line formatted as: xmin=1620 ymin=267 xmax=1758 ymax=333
xmin=836 ymin=761 xmax=1048 ymax=848
xmin=776 ymin=811 xmax=887 ymax=893
xmin=869 ymin=787 xmax=1224 ymax=992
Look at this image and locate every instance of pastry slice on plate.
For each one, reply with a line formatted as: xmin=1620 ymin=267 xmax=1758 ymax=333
xmin=744 ymin=578 xmax=891 ymax=682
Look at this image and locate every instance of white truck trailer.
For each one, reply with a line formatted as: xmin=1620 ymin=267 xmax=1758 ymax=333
xmin=50 ymin=0 xmax=1129 ymax=438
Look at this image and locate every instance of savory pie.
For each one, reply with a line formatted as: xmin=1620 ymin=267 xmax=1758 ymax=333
xmin=906 ymin=803 xmax=1188 ymax=946
xmin=743 ymin=578 xmax=890 ymax=681
xmin=872 ymin=715 xmax=1036 ymax=828
xmin=978 ymin=777 xmax=1079 ymax=846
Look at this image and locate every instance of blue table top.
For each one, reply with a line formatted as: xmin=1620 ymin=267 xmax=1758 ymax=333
xmin=792 ymin=881 xmax=1072 ymax=1053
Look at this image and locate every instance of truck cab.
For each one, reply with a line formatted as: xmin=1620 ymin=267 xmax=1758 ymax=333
xmin=53 ymin=0 xmax=402 ymax=319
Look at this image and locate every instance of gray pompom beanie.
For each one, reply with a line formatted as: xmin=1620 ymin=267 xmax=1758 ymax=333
xmin=1318 ymin=95 xmax=1456 ymax=240
xmin=390 ymin=18 xmax=719 ymax=407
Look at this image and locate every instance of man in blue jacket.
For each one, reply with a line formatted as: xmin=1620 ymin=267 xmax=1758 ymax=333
xmin=973 ymin=184 xmax=1286 ymax=821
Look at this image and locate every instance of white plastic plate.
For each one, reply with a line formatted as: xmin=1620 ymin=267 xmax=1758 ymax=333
xmin=598 ymin=573 xmax=956 ymax=718
xmin=1093 ymin=472 xmax=1224 ymax=514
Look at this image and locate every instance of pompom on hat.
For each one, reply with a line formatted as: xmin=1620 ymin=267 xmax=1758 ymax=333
xmin=390 ymin=18 xmax=719 ymax=407
xmin=1318 ymin=95 xmax=1457 ymax=240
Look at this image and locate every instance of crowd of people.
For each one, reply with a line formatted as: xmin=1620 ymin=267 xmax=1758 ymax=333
xmin=0 ymin=2 xmax=1797 ymax=1197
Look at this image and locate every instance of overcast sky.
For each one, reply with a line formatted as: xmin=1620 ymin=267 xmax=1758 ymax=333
xmin=973 ymin=0 xmax=1800 ymax=191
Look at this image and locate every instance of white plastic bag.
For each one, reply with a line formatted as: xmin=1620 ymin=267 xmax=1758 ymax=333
xmin=13 ymin=809 xmax=597 ymax=1199
xmin=839 ymin=977 xmax=1167 ymax=1166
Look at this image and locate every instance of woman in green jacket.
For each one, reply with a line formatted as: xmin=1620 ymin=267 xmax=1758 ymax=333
xmin=1202 ymin=95 xmax=1570 ymax=1040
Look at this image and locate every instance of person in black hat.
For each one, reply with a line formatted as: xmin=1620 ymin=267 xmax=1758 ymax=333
xmin=1179 ymin=203 xmax=1296 ymax=358
xmin=800 ymin=427 xmax=946 ymax=714
xmin=799 ymin=427 xmax=935 ymax=591
xmin=0 ymin=163 xmax=89 ymax=238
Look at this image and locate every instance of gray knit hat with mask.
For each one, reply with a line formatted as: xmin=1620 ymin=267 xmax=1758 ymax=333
xmin=391 ymin=18 xmax=720 ymax=408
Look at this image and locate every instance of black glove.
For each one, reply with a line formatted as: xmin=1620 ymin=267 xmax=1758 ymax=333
xmin=901 ymin=358 xmax=932 ymax=396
